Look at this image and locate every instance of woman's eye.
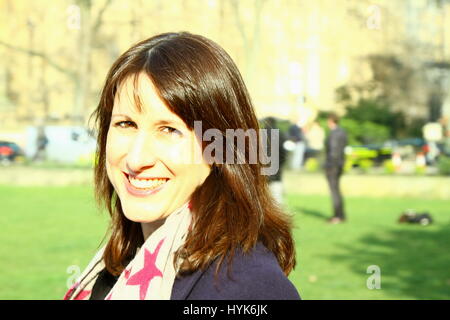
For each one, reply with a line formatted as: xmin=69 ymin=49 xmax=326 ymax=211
xmin=114 ymin=121 xmax=136 ymax=129
xmin=162 ymin=126 xmax=182 ymax=136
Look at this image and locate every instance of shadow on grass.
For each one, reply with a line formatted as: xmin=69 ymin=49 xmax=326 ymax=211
xmin=290 ymin=205 xmax=330 ymax=221
xmin=325 ymin=222 xmax=450 ymax=299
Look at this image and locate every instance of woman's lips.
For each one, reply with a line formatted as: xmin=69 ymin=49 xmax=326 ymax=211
xmin=122 ymin=172 xmax=169 ymax=197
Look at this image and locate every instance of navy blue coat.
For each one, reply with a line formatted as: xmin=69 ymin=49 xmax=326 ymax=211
xmin=325 ymin=126 xmax=348 ymax=168
xmin=171 ymin=242 xmax=300 ymax=300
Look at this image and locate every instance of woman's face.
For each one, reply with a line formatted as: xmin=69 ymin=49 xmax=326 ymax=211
xmin=105 ymin=73 xmax=211 ymax=224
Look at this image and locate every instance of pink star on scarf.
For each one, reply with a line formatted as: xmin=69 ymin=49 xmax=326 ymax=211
xmin=124 ymin=267 xmax=131 ymax=279
xmin=64 ymin=281 xmax=90 ymax=300
xmin=74 ymin=289 xmax=91 ymax=300
xmin=63 ymin=282 xmax=79 ymax=300
xmin=125 ymin=239 xmax=164 ymax=300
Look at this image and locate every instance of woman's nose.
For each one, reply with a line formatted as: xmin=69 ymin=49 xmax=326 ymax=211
xmin=126 ymin=131 xmax=157 ymax=172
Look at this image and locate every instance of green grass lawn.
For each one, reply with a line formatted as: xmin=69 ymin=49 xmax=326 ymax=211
xmin=0 ymin=185 xmax=449 ymax=299
xmin=286 ymin=194 xmax=450 ymax=299
xmin=0 ymin=185 xmax=108 ymax=299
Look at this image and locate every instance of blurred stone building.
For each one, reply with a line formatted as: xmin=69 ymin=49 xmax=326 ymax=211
xmin=0 ymin=0 xmax=449 ymax=146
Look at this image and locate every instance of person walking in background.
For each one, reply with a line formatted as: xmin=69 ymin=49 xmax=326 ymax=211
xmin=32 ymin=126 xmax=48 ymax=162
xmin=324 ymin=113 xmax=348 ymax=224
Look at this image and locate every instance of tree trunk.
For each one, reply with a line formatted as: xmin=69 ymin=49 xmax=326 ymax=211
xmin=73 ymin=0 xmax=92 ymax=125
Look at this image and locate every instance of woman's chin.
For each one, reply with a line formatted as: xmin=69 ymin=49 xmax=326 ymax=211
xmin=122 ymin=210 xmax=163 ymax=224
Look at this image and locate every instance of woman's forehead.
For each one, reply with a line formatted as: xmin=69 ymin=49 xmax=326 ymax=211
xmin=112 ymin=73 xmax=178 ymax=121
xmin=113 ymin=73 xmax=149 ymax=112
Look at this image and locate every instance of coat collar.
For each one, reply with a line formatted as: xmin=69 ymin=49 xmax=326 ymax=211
xmin=170 ymin=267 xmax=208 ymax=300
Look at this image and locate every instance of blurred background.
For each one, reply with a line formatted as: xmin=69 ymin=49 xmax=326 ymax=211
xmin=0 ymin=0 xmax=449 ymax=299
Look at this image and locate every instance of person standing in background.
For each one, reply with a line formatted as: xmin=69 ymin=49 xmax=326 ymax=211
xmin=324 ymin=113 xmax=348 ymax=224
xmin=32 ymin=126 xmax=48 ymax=162
xmin=263 ymin=117 xmax=288 ymax=205
xmin=288 ymin=116 xmax=306 ymax=170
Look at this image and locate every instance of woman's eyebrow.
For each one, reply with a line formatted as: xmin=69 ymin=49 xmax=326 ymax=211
xmin=154 ymin=119 xmax=186 ymax=127
xmin=111 ymin=114 xmax=185 ymax=127
xmin=111 ymin=113 xmax=133 ymax=119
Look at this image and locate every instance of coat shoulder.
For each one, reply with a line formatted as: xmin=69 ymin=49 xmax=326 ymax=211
xmin=172 ymin=243 xmax=301 ymax=300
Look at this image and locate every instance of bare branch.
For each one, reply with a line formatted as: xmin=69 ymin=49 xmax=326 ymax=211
xmin=92 ymin=0 xmax=114 ymax=37
xmin=230 ymin=0 xmax=248 ymax=48
xmin=0 ymin=40 xmax=77 ymax=80
xmin=250 ymin=0 xmax=267 ymax=52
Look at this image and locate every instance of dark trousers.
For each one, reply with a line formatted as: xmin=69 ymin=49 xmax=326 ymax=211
xmin=325 ymin=166 xmax=345 ymax=220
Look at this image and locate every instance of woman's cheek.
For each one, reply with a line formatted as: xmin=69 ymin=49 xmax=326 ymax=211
xmin=155 ymin=138 xmax=191 ymax=165
xmin=106 ymin=131 xmax=132 ymax=163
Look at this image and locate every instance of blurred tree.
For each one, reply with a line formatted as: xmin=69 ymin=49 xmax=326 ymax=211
xmin=74 ymin=0 xmax=114 ymax=124
xmin=367 ymin=55 xmax=415 ymax=110
xmin=423 ymin=61 xmax=450 ymax=122
xmin=334 ymin=50 xmax=438 ymax=140
xmin=0 ymin=0 xmax=114 ymax=124
xmin=230 ymin=0 xmax=267 ymax=86
xmin=335 ymin=83 xmax=406 ymax=134
xmin=317 ymin=110 xmax=390 ymax=145
xmin=0 ymin=0 xmax=448 ymax=129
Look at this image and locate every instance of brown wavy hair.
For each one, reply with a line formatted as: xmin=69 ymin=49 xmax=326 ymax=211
xmin=90 ymin=32 xmax=296 ymax=277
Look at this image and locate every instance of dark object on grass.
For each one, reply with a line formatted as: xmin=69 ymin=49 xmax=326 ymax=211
xmin=398 ymin=210 xmax=433 ymax=226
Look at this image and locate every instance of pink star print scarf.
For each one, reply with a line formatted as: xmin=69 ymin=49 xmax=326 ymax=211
xmin=63 ymin=202 xmax=191 ymax=300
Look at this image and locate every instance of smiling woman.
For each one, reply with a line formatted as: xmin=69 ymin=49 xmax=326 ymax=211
xmin=63 ymin=32 xmax=300 ymax=300
xmin=106 ymin=74 xmax=211 ymax=232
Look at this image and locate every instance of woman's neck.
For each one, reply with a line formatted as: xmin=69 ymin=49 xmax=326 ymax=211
xmin=140 ymin=200 xmax=191 ymax=240
xmin=141 ymin=219 xmax=166 ymax=240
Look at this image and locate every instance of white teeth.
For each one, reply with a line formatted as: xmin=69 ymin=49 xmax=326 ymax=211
xmin=128 ymin=177 xmax=168 ymax=189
